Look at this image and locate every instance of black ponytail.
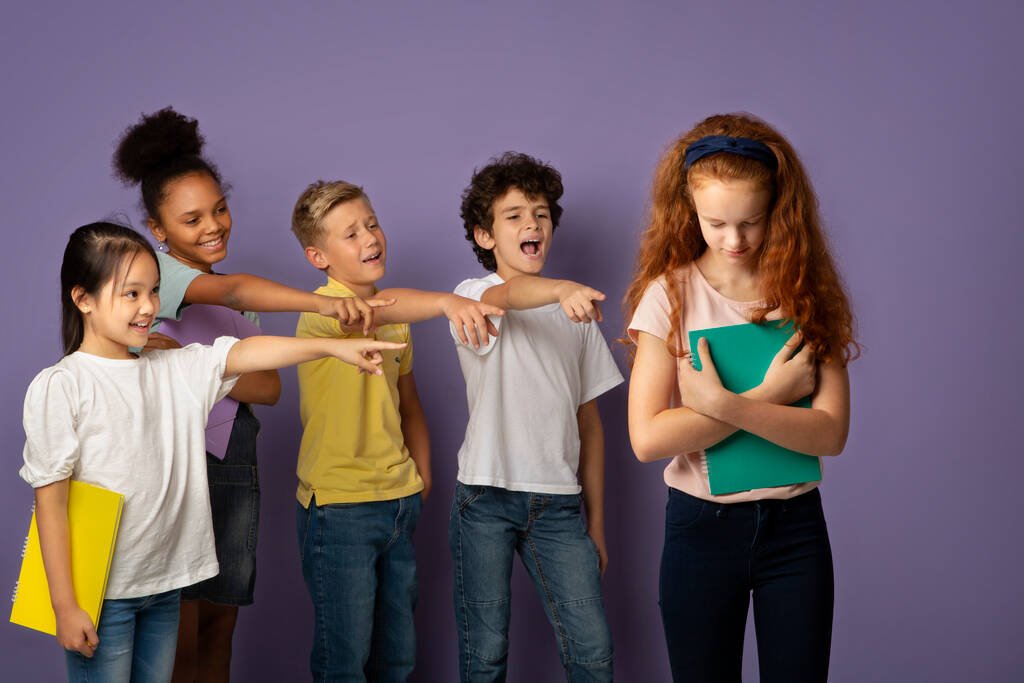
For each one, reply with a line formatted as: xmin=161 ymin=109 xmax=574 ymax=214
xmin=60 ymin=222 xmax=157 ymax=355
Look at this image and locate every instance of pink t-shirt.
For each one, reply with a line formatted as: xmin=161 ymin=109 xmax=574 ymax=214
xmin=627 ymin=263 xmax=819 ymax=503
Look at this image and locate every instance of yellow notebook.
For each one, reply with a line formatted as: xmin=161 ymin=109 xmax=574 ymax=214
xmin=10 ymin=480 xmax=124 ymax=635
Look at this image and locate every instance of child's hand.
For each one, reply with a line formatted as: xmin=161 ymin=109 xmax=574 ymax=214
xmin=55 ymin=604 xmax=99 ymax=657
xmin=761 ymin=332 xmax=816 ymax=404
xmin=443 ymin=294 xmax=505 ymax=349
xmin=588 ymin=525 xmax=609 ymax=576
xmin=319 ymin=295 xmax=396 ymax=335
xmin=142 ymin=331 xmax=182 ymax=353
xmin=677 ymin=337 xmax=728 ymax=416
xmin=332 ymin=338 xmax=407 ymax=375
xmin=554 ymin=281 xmax=605 ymax=323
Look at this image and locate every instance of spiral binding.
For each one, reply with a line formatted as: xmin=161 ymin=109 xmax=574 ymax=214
xmin=11 ymin=503 xmax=35 ymax=603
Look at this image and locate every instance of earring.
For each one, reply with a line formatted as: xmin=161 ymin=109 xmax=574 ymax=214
xmin=157 ymin=241 xmax=168 ymax=253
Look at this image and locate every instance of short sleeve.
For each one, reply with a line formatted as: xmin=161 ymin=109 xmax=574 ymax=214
xmin=450 ymin=276 xmax=503 ymax=355
xmin=578 ymin=322 xmax=625 ymax=405
xmin=164 ymin=336 xmax=241 ymax=409
xmin=20 ymin=368 xmax=80 ymax=487
xmin=296 ymin=311 xmax=350 ymax=340
xmin=399 ymin=330 xmax=414 ymax=375
xmin=156 ymin=252 xmax=202 ymax=321
xmin=628 ymin=278 xmax=673 ymax=344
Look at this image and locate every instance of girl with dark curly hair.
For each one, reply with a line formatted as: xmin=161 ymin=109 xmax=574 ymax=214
xmin=113 ymin=107 xmax=389 ymax=682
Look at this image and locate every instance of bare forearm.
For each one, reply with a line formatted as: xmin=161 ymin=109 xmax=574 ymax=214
xmin=34 ymin=481 xmax=77 ymax=613
xmin=188 ymin=273 xmax=327 ymax=313
xmin=631 ymin=384 xmax=773 ymax=462
xmin=579 ymin=451 xmax=605 ymax=533
xmin=226 ymin=336 xmax=346 ymax=375
xmin=227 ymin=369 xmax=281 ymax=405
xmin=402 ymin=414 xmax=432 ymax=494
xmin=374 ymin=288 xmax=446 ymax=324
xmin=398 ymin=373 xmax=432 ymax=496
xmin=577 ymin=403 xmax=605 ymax=530
xmin=709 ymin=393 xmax=847 ymax=456
xmin=481 ymin=275 xmax=564 ymax=310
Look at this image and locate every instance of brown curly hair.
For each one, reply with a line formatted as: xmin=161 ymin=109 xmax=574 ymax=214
xmin=623 ymin=113 xmax=860 ymax=365
xmin=460 ymin=152 xmax=564 ymax=271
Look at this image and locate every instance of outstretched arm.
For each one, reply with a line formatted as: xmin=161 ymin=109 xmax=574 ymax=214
xmin=397 ymin=372 xmax=432 ymax=501
xmin=479 ymin=275 xmax=605 ymax=322
xmin=679 ymin=336 xmax=850 ymax=456
xmin=147 ymin=332 xmax=281 ymax=405
xmin=629 ymin=331 xmax=816 ymax=461
xmin=183 ymin=272 xmax=393 ymax=333
xmin=578 ymin=399 xmax=608 ymax=575
xmin=374 ymin=288 xmax=504 ymax=348
xmin=227 ymin=370 xmax=281 ymax=406
xmin=35 ymin=480 xmax=99 ymax=657
xmin=225 ymin=336 xmax=405 ymax=377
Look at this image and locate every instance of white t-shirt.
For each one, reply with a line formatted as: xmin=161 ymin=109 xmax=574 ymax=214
xmin=20 ymin=337 xmax=240 ymax=599
xmin=451 ymin=273 xmax=624 ymax=494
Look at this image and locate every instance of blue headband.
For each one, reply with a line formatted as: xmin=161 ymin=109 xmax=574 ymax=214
xmin=683 ymin=135 xmax=778 ymax=171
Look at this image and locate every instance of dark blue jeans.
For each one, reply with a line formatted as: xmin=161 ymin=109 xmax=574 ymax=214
xmin=449 ymin=483 xmax=613 ymax=682
xmin=296 ymin=493 xmax=421 ymax=683
xmin=660 ymin=487 xmax=833 ymax=683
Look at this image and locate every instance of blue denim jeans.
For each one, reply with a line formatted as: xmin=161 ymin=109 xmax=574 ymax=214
xmin=65 ymin=588 xmax=181 ymax=682
xmin=449 ymin=483 xmax=613 ymax=682
xmin=660 ymin=487 xmax=833 ymax=683
xmin=296 ymin=493 xmax=421 ymax=683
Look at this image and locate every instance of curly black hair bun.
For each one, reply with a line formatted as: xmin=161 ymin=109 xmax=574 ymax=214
xmin=113 ymin=107 xmax=222 ymax=218
xmin=113 ymin=107 xmax=206 ymax=185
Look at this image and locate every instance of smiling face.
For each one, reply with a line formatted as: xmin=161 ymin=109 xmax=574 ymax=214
xmin=304 ymin=197 xmax=386 ymax=297
xmin=147 ymin=172 xmax=231 ymax=273
xmin=474 ymin=188 xmax=553 ymax=280
xmin=76 ymin=251 xmax=160 ymax=359
xmin=690 ymin=177 xmax=771 ymax=274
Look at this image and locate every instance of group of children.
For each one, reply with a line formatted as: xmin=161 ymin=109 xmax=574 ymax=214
xmin=20 ymin=107 xmax=857 ymax=683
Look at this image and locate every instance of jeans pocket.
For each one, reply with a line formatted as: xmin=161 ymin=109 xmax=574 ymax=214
xmin=456 ymin=484 xmax=486 ymax=513
xmin=665 ymin=489 xmax=706 ymax=529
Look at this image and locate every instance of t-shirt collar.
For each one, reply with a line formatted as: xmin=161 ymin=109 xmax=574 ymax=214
xmin=325 ymin=276 xmax=378 ymax=297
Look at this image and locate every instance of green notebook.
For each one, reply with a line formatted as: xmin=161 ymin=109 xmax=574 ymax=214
xmin=688 ymin=320 xmax=821 ymax=495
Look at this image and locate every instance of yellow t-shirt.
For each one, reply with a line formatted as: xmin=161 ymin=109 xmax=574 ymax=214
xmin=294 ymin=277 xmax=423 ymax=506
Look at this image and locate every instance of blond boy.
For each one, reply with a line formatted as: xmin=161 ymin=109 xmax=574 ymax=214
xmin=290 ymin=181 xmax=501 ymax=681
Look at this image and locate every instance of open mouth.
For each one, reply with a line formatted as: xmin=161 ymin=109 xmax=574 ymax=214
xmin=520 ymin=239 xmax=541 ymax=256
xmin=130 ymin=320 xmax=151 ymax=332
xmin=363 ymin=250 xmax=383 ymax=264
xmin=199 ymin=236 xmax=224 ymax=249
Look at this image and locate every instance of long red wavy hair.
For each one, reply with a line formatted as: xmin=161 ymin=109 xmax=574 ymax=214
xmin=623 ymin=113 xmax=859 ymax=365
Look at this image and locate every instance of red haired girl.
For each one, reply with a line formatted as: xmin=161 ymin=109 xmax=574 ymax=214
xmin=625 ymin=113 xmax=858 ymax=683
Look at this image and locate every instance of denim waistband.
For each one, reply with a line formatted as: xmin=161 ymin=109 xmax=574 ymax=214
xmin=669 ymin=486 xmax=821 ymax=513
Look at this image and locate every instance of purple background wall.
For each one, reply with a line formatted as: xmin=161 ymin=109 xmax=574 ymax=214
xmin=2 ymin=1 xmax=1020 ymax=681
